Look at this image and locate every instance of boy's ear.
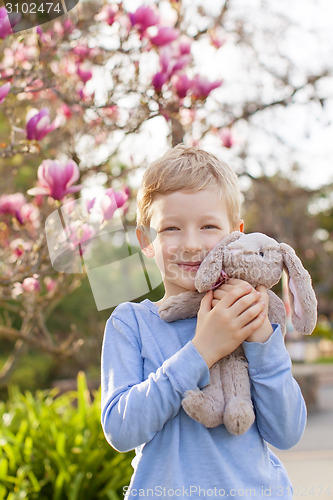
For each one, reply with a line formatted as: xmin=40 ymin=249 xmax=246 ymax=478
xmin=234 ymin=219 xmax=244 ymax=233
xmin=136 ymin=227 xmax=155 ymax=258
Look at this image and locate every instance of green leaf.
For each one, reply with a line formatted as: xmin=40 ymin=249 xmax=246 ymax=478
xmin=0 ymin=375 xmax=134 ymax=498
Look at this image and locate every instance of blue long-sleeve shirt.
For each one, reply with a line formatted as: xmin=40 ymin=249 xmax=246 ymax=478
xmin=101 ymin=299 xmax=306 ymax=499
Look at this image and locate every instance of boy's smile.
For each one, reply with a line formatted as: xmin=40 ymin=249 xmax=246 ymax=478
xmin=137 ymin=188 xmax=243 ymax=303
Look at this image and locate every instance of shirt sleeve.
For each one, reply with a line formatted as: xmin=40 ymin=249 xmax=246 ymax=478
xmin=242 ymin=324 xmax=307 ymax=450
xmin=101 ymin=312 xmax=210 ymax=453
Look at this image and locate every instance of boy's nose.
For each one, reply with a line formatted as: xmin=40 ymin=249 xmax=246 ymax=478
xmin=182 ymin=231 xmax=203 ymax=252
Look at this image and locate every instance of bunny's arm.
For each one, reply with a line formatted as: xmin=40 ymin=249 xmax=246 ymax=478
xmin=267 ymin=291 xmax=286 ymax=336
xmin=158 ymin=291 xmax=204 ymax=322
xmin=243 ymin=326 xmax=306 ymax=449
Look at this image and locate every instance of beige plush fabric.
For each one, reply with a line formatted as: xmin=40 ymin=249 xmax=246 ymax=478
xmin=159 ymin=232 xmax=318 ymax=435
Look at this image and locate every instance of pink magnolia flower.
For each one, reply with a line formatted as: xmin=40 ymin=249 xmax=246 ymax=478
xmin=36 ymin=25 xmax=54 ymax=45
xmin=0 ymin=7 xmax=12 ymax=39
xmin=0 ymin=192 xmax=26 ymax=220
xmin=53 ymin=18 xmax=75 ymax=37
xmin=0 ymin=192 xmax=40 ymax=226
xmin=61 ymin=103 xmax=72 ymax=119
xmin=96 ymin=5 xmax=118 ymax=26
xmin=26 ymin=108 xmax=58 ymax=141
xmin=191 ymin=75 xmax=223 ymax=99
xmin=12 ymin=282 xmax=24 ymax=299
xmin=60 ymin=103 xmax=82 ymax=119
xmin=179 ymin=37 xmax=192 ymax=55
xmin=209 ymin=28 xmax=226 ymax=49
xmin=27 ymin=159 xmax=82 ymax=201
xmin=101 ymin=105 xmax=119 ymax=121
xmin=22 ymin=274 xmax=41 ymax=293
xmin=73 ymin=45 xmax=93 ymax=61
xmin=13 ymin=43 xmax=37 ymax=65
xmin=149 ymin=26 xmax=179 ymax=46
xmin=86 ymin=197 xmax=96 ymax=213
xmin=76 ymin=65 xmax=93 ymax=83
xmin=68 ymin=221 xmax=96 ymax=256
xmin=152 ymin=42 xmax=192 ymax=92
xmin=63 ymin=18 xmax=75 ymax=34
xmin=129 ymin=5 xmax=159 ymax=34
xmin=219 ymin=128 xmax=234 ymax=148
xmin=77 ymin=85 xmax=94 ymax=101
xmin=101 ymin=188 xmax=129 ymax=221
xmin=152 ymin=71 xmax=169 ymax=92
xmin=10 ymin=238 xmax=32 ymax=259
xmin=24 ymin=78 xmax=43 ymax=94
xmin=0 ymin=7 xmax=21 ymax=39
xmin=172 ymin=74 xmax=192 ymax=98
xmin=0 ymin=82 xmax=11 ymax=104
xmin=160 ymin=43 xmax=191 ymax=75
xmin=44 ymin=276 xmax=56 ymax=293
xmin=19 ymin=202 xmax=40 ymax=227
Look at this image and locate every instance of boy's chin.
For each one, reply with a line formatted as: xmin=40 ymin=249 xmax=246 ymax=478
xmin=177 ymin=279 xmax=197 ymax=293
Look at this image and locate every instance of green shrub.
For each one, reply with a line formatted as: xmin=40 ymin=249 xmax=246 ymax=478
xmin=312 ymin=321 xmax=333 ymax=341
xmin=0 ymin=372 xmax=134 ymax=500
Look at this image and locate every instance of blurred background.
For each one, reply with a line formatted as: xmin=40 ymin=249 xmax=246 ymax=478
xmin=1 ymin=0 xmax=333 ymax=498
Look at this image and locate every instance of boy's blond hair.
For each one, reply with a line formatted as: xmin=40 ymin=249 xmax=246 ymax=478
xmin=136 ymin=144 xmax=242 ymax=233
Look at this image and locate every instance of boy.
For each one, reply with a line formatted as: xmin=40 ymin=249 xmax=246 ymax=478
xmin=101 ymin=145 xmax=306 ymax=499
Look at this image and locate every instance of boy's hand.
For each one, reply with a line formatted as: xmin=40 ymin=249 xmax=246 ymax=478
xmin=192 ymin=278 xmax=267 ymax=368
xmin=245 ymin=285 xmax=273 ymax=343
xmin=213 ymin=281 xmax=273 ymax=343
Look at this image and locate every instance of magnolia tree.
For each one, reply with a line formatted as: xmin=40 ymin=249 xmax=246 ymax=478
xmin=0 ymin=0 xmax=231 ymax=384
xmin=0 ymin=0 xmax=332 ymax=384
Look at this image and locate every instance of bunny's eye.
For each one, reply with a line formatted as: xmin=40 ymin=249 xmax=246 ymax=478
xmin=259 ymin=251 xmax=264 ymax=257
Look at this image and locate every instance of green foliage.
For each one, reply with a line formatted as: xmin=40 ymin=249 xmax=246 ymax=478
xmin=0 ymin=372 xmax=134 ymax=499
xmin=312 ymin=321 xmax=333 ymax=341
xmin=315 ymin=356 xmax=333 ymax=364
xmin=0 ymin=351 xmax=54 ymax=399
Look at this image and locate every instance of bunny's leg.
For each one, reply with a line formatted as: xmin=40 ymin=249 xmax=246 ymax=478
xmin=221 ymin=347 xmax=255 ymax=435
xmin=182 ymin=360 xmax=225 ymax=428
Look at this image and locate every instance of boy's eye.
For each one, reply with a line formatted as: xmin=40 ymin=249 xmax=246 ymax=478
xmin=203 ymin=225 xmax=218 ymax=229
xmin=163 ymin=227 xmax=179 ymax=231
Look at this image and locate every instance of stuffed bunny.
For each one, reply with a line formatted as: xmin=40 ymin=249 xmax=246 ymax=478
xmin=158 ymin=232 xmax=317 ymax=435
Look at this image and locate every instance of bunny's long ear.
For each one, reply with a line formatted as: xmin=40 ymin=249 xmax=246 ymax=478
xmin=280 ymin=243 xmax=317 ymax=335
xmin=195 ymin=231 xmax=242 ymax=292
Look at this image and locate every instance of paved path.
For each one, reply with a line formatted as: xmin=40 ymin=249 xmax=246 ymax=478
xmin=270 ymin=365 xmax=333 ymax=500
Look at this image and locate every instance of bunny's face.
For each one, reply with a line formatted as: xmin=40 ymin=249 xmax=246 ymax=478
xmin=195 ymin=232 xmax=285 ymax=292
xmin=222 ymin=233 xmax=284 ymax=288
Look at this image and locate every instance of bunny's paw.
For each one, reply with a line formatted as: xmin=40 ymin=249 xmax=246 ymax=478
xmin=223 ymin=399 xmax=255 ymax=436
xmin=182 ymin=389 xmax=224 ymax=428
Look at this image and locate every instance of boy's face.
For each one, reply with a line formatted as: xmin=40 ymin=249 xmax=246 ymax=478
xmin=137 ymin=188 xmax=243 ymax=300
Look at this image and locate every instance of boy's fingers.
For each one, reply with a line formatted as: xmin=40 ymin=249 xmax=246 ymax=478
xmin=220 ymin=283 xmax=253 ymax=308
xmin=214 ymin=279 xmax=255 ymax=297
xmin=256 ymin=285 xmax=269 ymax=305
xmin=199 ymin=290 xmax=213 ymax=312
xmin=213 ymin=283 xmax=240 ymax=299
xmin=230 ymin=289 xmax=262 ymax=317
xmin=226 ymin=278 xmax=250 ymax=286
